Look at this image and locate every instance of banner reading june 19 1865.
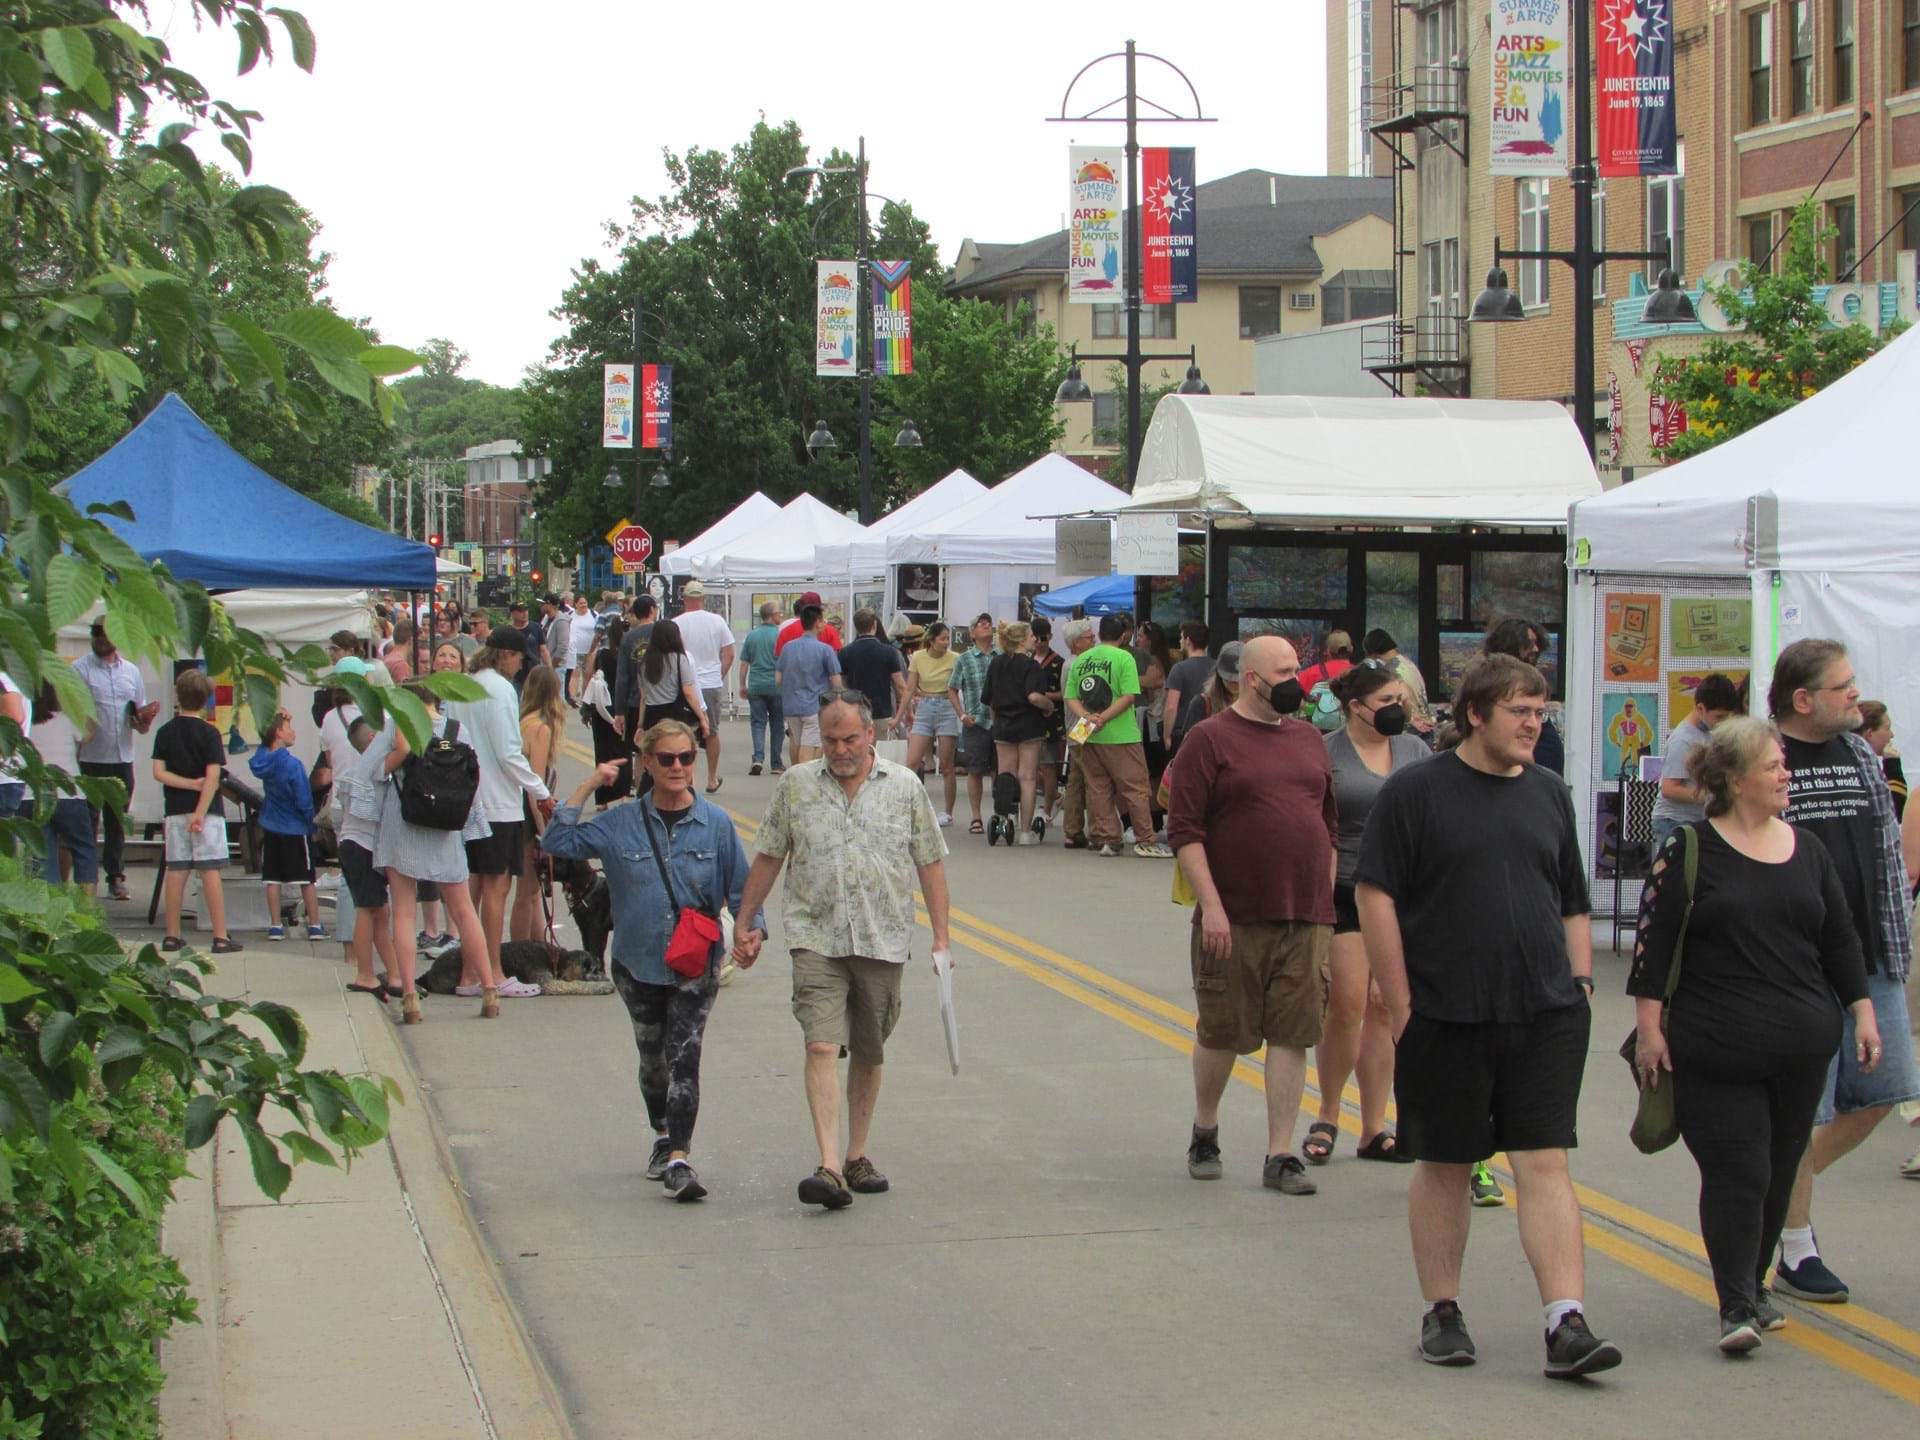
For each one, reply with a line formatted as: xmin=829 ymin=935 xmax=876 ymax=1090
xmin=1597 ymin=0 xmax=1678 ymax=177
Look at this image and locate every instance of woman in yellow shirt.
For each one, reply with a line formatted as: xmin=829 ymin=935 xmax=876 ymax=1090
xmin=900 ymin=622 xmax=960 ymax=826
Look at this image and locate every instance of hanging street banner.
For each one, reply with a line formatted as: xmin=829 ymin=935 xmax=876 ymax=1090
xmin=1067 ymin=146 xmax=1124 ymax=303
xmin=639 ymin=363 xmax=672 ymax=449
xmin=1141 ymin=147 xmax=1198 ymax=304
xmin=1489 ymin=0 xmax=1569 ymax=175
xmin=815 ymin=260 xmax=858 ymax=377
xmin=602 ymin=363 xmax=634 ymax=448
xmin=871 ymin=260 xmax=913 ymax=376
xmin=1597 ymin=0 xmax=1678 ymax=176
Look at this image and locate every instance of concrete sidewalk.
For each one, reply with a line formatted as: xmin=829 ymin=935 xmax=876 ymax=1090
xmin=149 ymin=922 xmax=573 ymax=1440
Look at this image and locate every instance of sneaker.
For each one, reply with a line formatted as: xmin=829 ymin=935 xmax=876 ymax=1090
xmin=434 ymin=932 xmax=457 ymax=948
xmin=266 ymin=926 xmax=286 ymax=941
xmin=1718 ymin=1310 xmax=1763 ymax=1354
xmin=749 ymin=762 xmax=763 ymax=776
xmin=1469 ymin=1163 xmax=1506 ymax=1207
xmin=1754 ymin=1288 xmax=1787 ymax=1332
xmin=1016 ymin=830 xmax=1038 ymax=846
xmin=1418 ymin=1301 xmax=1477 ymax=1366
xmin=645 ymin=1135 xmax=673 ymax=1181
xmin=1123 ymin=826 xmax=1136 ymax=844
xmin=662 ymin=1160 xmax=707 ymax=1203
xmin=1187 ymin=1126 xmax=1222 ymax=1180
xmin=1062 ymin=835 xmax=1091 ymax=850
xmin=797 ymin=1166 xmax=853 ymax=1210
xmin=1262 ymin=1153 xmax=1317 ymax=1195
xmin=1543 ymin=1311 xmax=1623 ymax=1379
xmin=844 ymin=1156 xmax=889 ymax=1194
xmin=416 ymin=930 xmax=436 ymax=949
xmin=1133 ymin=841 xmax=1173 ymax=859
xmin=936 ymin=812 xmax=952 ymax=828
xmin=1098 ymin=843 xmax=1123 ymax=858
xmin=1774 ymin=1253 xmax=1848 ymax=1303
xmin=306 ymin=925 xmax=327 ymax=941
xmin=771 ymin=765 xmax=786 ymax=775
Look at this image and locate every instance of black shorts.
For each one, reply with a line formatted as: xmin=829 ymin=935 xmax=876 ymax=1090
xmin=465 ymin=820 xmax=525 ymax=876
xmin=338 ymin=840 xmax=389 ymax=909
xmin=1333 ymin=882 xmax=1361 ymax=935
xmin=1393 ymin=1001 xmax=1591 ymax=1164
xmin=261 ymin=831 xmax=316 ymax=885
xmin=417 ymin=880 xmax=440 ymax=902
xmin=958 ymin=723 xmax=995 ymax=774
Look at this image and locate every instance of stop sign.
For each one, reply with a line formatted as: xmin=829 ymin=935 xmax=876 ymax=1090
xmin=608 ymin=521 xmax=653 ymax=568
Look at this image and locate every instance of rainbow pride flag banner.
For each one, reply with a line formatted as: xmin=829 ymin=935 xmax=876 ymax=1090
xmin=872 ymin=260 xmax=913 ymax=376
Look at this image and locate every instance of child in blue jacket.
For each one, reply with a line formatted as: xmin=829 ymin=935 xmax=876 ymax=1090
xmin=250 ymin=709 xmax=323 ymax=941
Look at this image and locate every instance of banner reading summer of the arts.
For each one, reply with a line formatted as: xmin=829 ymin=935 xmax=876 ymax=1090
xmin=815 ymin=260 xmax=858 ymax=377
xmin=1490 ymin=0 xmax=1569 ymax=176
xmin=639 ymin=363 xmax=671 ymax=449
xmin=871 ymin=260 xmax=913 ymax=376
xmin=1068 ymin=146 xmax=1124 ymax=303
xmin=602 ymin=363 xmax=634 ymax=448
xmin=1141 ymin=147 xmax=1198 ymax=304
xmin=1597 ymin=0 xmax=1678 ymax=176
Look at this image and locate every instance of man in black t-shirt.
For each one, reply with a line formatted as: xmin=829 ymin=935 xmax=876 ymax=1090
xmin=150 ymin=669 xmax=241 ymax=953
xmin=1356 ymin=654 xmax=1618 ymax=1379
xmin=1770 ymin=638 xmax=1918 ymax=1306
xmin=837 ymin=608 xmax=908 ymax=739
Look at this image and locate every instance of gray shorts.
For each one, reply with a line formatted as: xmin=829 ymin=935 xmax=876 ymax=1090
xmin=1816 ymin=968 xmax=1920 ymax=1124
xmin=701 ymin=688 xmax=722 ymax=727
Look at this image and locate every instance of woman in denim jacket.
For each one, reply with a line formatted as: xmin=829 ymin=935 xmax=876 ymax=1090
xmin=542 ymin=719 xmax=763 ymax=1203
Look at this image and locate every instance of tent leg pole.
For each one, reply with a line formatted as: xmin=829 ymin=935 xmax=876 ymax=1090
xmin=1750 ymin=569 xmax=1779 ymax=717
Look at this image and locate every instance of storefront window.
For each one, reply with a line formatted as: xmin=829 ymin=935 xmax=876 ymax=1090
xmin=1147 ymin=544 xmax=1206 ymax=626
xmin=1227 ymin=545 xmax=1348 ymax=610
xmin=1366 ymin=551 xmax=1421 ymax=668
xmin=1470 ymin=550 xmax=1565 ymax=626
xmin=1239 ymin=616 xmax=1332 ymax=670
xmin=1436 ymin=563 xmax=1465 ymax=621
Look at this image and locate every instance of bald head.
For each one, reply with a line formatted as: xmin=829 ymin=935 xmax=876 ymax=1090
xmin=1243 ymin=634 xmax=1298 ymax=676
xmin=1235 ymin=634 xmax=1302 ymax=723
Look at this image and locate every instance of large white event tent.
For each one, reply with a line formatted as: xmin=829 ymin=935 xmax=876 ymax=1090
xmin=886 ymin=454 xmax=1130 ymax=621
xmin=698 ymin=492 xmax=868 ymax=588
xmin=660 ymin=490 xmax=781 ymax=577
xmin=813 ymin=468 xmax=986 ymax=586
xmin=1564 ymin=325 xmax=1920 ymax=897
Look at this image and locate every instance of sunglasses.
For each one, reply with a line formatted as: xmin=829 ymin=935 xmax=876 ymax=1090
xmin=651 ymin=750 xmax=698 ymax=767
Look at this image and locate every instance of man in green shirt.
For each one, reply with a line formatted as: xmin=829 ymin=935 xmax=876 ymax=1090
xmin=738 ymin=601 xmax=785 ymax=775
xmin=1064 ymin=613 xmax=1170 ymax=858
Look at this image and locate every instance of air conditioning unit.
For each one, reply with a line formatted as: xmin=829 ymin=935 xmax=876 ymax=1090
xmin=1289 ymin=292 xmax=1317 ymax=310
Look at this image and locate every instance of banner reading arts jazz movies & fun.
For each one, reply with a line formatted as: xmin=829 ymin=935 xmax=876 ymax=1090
xmin=816 ymin=261 xmax=858 ymax=377
xmin=1068 ymin=146 xmax=1123 ymax=303
xmin=1597 ymin=0 xmax=1678 ymax=177
xmin=871 ymin=260 xmax=913 ymax=376
xmin=1490 ymin=0 xmax=1569 ymax=176
xmin=639 ymin=363 xmax=671 ymax=449
xmin=602 ymin=364 xmax=634 ymax=448
xmin=1141 ymin=147 xmax=1198 ymax=305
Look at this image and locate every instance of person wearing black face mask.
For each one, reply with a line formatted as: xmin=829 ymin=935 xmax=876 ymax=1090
xmin=1303 ymin=660 xmax=1433 ymax=1168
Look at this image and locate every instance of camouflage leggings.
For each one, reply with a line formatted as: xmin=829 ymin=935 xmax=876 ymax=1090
xmin=612 ymin=965 xmax=719 ymax=1154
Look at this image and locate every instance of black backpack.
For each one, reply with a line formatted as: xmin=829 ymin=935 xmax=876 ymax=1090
xmin=398 ymin=718 xmax=480 ymax=831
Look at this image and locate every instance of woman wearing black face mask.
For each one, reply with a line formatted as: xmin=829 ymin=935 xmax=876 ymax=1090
xmin=1302 ymin=659 xmax=1433 ymax=1165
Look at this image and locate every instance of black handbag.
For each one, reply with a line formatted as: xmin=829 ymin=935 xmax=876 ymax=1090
xmin=1618 ymin=823 xmax=1698 ymax=1154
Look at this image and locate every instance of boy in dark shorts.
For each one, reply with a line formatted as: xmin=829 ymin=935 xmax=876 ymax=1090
xmin=150 ymin=669 xmax=242 ymax=954
xmin=249 ymin=708 xmax=323 ymax=940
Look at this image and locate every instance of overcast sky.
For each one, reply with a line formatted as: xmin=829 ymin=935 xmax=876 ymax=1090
xmin=157 ymin=2 xmax=1329 ymax=386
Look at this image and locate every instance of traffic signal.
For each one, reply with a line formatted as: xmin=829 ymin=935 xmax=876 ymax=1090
xmin=530 ymin=569 xmax=542 ymax=585
xmin=427 ymin=532 xmax=443 ymax=548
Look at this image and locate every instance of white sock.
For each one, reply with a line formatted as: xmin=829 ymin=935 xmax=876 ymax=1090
xmin=1544 ymin=1299 xmax=1583 ymax=1332
xmin=1780 ymin=1226 xmax=1818 ymax=1267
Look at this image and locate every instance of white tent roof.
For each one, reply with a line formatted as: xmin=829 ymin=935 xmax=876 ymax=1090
xmin=814 ymin=468 xmax=987 ymax=579
xmin=660 ymin=490 xmax=782 ymax=576
xmin=701 ymin=493 xmax=869 ymax=584
xmin=1122 ymin=394 xmax=1600 ymax=527
xmin=1570 ymin=326 xmax=1920 ymax=574
xmin=435 ymin=554 xmax=472 ymax=576
xmin=886 ymin=454 xmax=1130 ymax=566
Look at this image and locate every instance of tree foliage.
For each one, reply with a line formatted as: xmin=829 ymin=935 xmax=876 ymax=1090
xmin=391 ymin=338 xmax=524 ymax=461
xmin=1648 ymin=200 xmax=1895 ymax=460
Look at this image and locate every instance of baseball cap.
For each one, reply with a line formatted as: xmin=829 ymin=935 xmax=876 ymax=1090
xmin=798 ymin=590 xmax=822 ymax=607
xmin=682 ymin=581 xmax=706 ymax=598
xmin=486 ymin=625 xmax=525 ymax=652
xmin=1214 ymin=641 xmax=1244 ymax=683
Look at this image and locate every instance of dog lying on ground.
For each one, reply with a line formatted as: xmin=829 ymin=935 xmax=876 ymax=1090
xmin=416 ymin=854 xmax=615 ymax=996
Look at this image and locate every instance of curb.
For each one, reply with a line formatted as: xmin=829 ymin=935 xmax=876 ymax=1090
xmin=156 ymin=1145 xmax=226 ymax=1440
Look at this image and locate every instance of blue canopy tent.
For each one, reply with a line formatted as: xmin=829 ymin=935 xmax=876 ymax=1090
xmin=60 ymin=393 xmax=436 ymax=591
xmin=1029 ymin=573 xmax=1136 ymax=618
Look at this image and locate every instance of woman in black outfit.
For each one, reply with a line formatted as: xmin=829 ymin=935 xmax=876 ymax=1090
xmin=984 ymin=620 xmax=1053 ymax=844
xmin=1630 ymin=715 xmax=1882 ymax=1355
xmin=581 ymin=617 xmax=632 ymax=806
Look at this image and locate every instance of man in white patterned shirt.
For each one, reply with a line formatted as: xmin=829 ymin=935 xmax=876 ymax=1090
xmin=734 ymin=691 xmax=951 ymax=1211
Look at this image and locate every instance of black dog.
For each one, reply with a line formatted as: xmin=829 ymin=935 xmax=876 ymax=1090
xmin=415 ymin=854 xmax=614 ymax=996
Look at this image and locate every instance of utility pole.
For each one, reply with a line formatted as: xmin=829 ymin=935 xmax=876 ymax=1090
xmin=855 ymin=134 xmax=874 ymax=527
xmin=404 ymin=465 xmax=413 ymax=540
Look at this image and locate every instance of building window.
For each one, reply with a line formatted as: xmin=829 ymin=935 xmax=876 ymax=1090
xmin=1647 ymin=143 xmax=1686 ymax=282
xmin=1416 ymin=0 xmax=1460 ymax=144
xmin=1829 ymin=198 xmax=1857 ymax=278
xmin=1518 ymin=179 xmax=1550 ymax=307
xmin=1831 ymin=0 xmax=1854 ymax=104
xmin=1592 ymin=178 xmax=1608 ymax=300
xmin=1749 ymin=8 xmax=1773 ymax=124
xmin=1747 ymin=214 xmax=1774 ymax=275
xmin=1907 ymin=0 xmax=1920 ymax=92
xmin=1789 ymin=1 xmax=1814 ymax=115
xmin=1901 ymin=187 xmax=1920 ymax=256
xmin=1346 ymin=0 xmax=1374 ymax=176
xmin=1091 ymin=392 xmax=1122 ymax=446
xmin=1008 ymin=289 xmax=1038 ymax=336
xmin=1092 ymin=304 xmax=1176 ymax=339
xmin=1239 ymin=287 xmax=1283 ymax=338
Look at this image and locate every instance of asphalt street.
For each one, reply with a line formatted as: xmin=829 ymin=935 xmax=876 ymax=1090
xmin=395 ymin=720 xmax=1920 ymax=1438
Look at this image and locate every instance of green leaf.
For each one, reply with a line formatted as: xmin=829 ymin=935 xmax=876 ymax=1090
xmin=210 ymin=314 xmax=288 ymax=391
xmin=46 ymin=1119 xmax=91 ymax=1198
xmin=308 ymin=353 xmax=373 ymax=405
xmin=95 ymin=1025 xmax=150 ymax=1068
xmin=0 ymin=612 xmax=46 ymax=693
xmin=184 ymin=1094 xmax=222 ymax=1149
xmin=177 ymin=584 xmax=214 ymax=654
xmin=158 ymin=121 xmax=194 ymax=149
xmin=269 ymin=8 xmax=318 ymax=70
xmin=240 ymin=1121 xmax=292 ymax=1200
xmin=383 ymin=683 xmax=432 ymax=755
xmin=49 ymin=294 xmax=105 ymax=325
xmin=270 ymin=306 xmax=365 ymax=362
xmin=281 ymin=1131 xmax=338 ymax=1168
xmin=419 ymin=671 xmax=487 ymax=704
xmin=89 ymin=348 xmax=146 ymax=404
xmin=37 ymin=1012 xmax=81 ymax=1069
xmin=245 ymin=672 xmax=281 ymax=736
xmin=38 ymin=28 xmax=99 ymax=90
xmin=83 ymin=1145 xmax=152 ymax=1219
xmin=249 ymin=1001 xmax=307 ymax=1064
xmin=43 ymin=554 xmax=105 ymax=631
xmin=103 ymin=607 xmax=155 ymax=665
xmin=221 ymin=132 xmax=253 ymax=174
xmin=86 ymin=499 xmax=136 ymax=522
xmin=356 ymin=345 xmax=422 ymax=378
xmin=302 ymin=1075 xmax=345 ymax=1134
xmin=46 ymin=659 xmax=96 ymax=730
xmin=0 ymin=962 xmax=42 ymax=1003
xmin=0 ymin=1057 xmax=50 ymax=1140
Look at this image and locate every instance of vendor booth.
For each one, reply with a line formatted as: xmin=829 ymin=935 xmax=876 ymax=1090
xmin=885 ymin=454 xmax=1129 ymax=625
xmin=660 ymin=490 xmax=782 ymax=578
xmin=1119 ymin=394 xmax=1601 ymax=700
xmin=1030 ymin=572 xmax=1136 ymax=618
xmin=812 ymin=468 xmax=985 ymax=616
xmin=1563 ymin=324 xmax=1920 ymax=914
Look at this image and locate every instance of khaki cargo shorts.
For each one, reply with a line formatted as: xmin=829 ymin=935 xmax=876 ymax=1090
xmin=1190 ymin=919 xmax=1331 ymax=1054
xmin=791 ymin=948 xmax=904 ymax=1064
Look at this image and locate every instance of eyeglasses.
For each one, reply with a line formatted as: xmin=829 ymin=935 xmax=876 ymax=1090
xmin=1810 ymin=677 xmax=1858 ymax=693
xmin=651 ymin=750 xmax=698 ymax=767
xmin=1497 ymin=703 xmax=1550 ymax=723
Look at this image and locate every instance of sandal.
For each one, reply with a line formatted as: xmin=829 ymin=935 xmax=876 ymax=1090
xmin=160 ymin=936 xmax=185 ymax=952
xmin=705 ymin=777 xmax=723 ymax=794
xmin=1357 ymin=1130 xmax=1413 ymax=1163
xmin=968 ymin=818 xmax=984 ymax=835
xmin=1302 ymin=1121 xmax=1337 ymax=1165
xmin=346 ymin=982 xmax=390 ymax=1003
xmin=210 ymin=937 xmax=245 ymax=954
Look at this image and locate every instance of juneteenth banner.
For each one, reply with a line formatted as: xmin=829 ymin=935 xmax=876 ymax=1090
xmin=640 ymin=363 xmax=671 ymax=449
xmin=871 ymin=260 xmax=913 ymax=376
xmin=816 ymin=260 xmax=858 ymax=377
xmin=1597 ymin=0 xmax=1678 ymax=176
xmin=602 ymin=363 xmax=634 ymax=448
xmin=1068 ymin=146 xmax=1124 ymax=303
xmin=1141 ymin=147 xmax=1198 ymax=304
xmin=1490 ymin=0 xmax=1569 ymax=176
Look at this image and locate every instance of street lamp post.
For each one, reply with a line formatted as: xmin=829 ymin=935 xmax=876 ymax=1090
xmin=1048 ymin=40 xmax=1214 ymax=487
xmin=1468 ymin=5 xmax=1695 ymax=461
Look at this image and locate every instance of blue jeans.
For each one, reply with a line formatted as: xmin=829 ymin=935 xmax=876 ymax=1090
xmin=749 ymin=693 xmax=784 ymax=767
xmin=43 ymin=796 xmax=99 ymax=886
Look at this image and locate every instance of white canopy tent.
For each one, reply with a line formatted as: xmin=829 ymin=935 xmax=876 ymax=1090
xmin=660 ymin=490 xmax=781 ymax=577
xmin=813 ymin=468 xmax=986 ymax=582
xmin=1564 ymin=325 xmax=1920 ymax=906
xmin=1123 ymin=394 xmax=1600 ymax=526
xmin=700 ymin=493 xmax=869 ymax=586
xmin=434 ymin=554 xmax=472 ymax=576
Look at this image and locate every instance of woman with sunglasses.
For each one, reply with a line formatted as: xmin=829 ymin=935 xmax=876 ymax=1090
xmin=542 ymin=720 xmax=762 ymax=1203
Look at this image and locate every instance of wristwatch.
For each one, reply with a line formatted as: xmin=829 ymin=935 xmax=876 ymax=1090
xmin=1574 ymin=975 xmax=1595 ymax=995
